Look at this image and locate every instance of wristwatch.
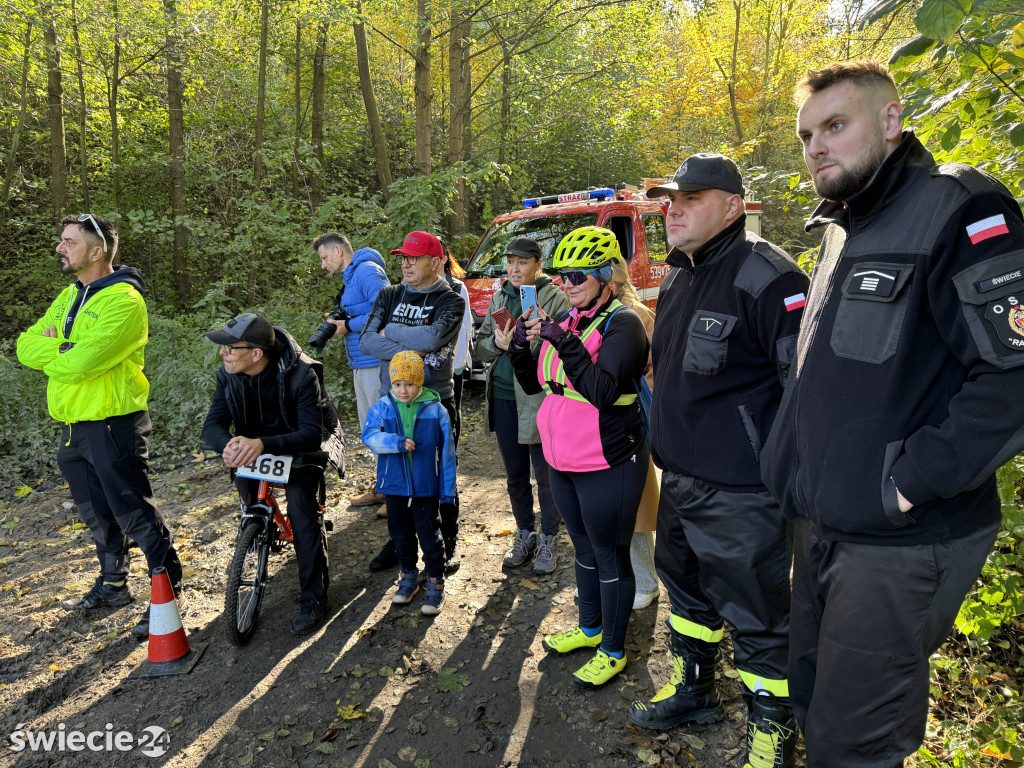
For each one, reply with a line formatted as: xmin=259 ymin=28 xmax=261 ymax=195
xmin=58 ymin=341 xmax=75 ymax=353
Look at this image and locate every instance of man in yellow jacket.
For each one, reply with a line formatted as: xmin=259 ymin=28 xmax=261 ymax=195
xmin=16 ymin=214 xmax=182 ymax=640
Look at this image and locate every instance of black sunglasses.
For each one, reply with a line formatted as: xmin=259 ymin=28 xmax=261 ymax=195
xmin=559 ymin=269 xmax=598 ymax=286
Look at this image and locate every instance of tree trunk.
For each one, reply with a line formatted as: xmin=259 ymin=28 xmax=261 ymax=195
xmin=447 ymin=1 xmax=471 ymax=237
xmin=491 ymin=46 xmax=511 ymax=214
xmin=254 ymin=0 xmax=269 ymax=188
xmin=164 ymin=0 xmax=189 ymax=303
xmin=42 ymin=4 xmax=68 ymax=217
xmin=108 ymin=0 xmax=122 ymax=213
xmin=726 ymin=0 xmax=744 ymax=145
xmin=413 ymin=0 xmax=432 ymax=176
xmin=310 ymin=20 xmax=327 ymax=209
xmin=353 ymin=0 xmax=392 ymax=200
xmin=70 ymin=0 xmax=90 ymax=210
xmin=292 ymin=17 xmax=301 ymax=200
xmin=2 ymin=23 xmax=34 ymax=206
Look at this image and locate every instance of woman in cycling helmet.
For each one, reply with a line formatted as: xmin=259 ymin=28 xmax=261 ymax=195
xmin=509 ymin=225 xmax=650 ymax=689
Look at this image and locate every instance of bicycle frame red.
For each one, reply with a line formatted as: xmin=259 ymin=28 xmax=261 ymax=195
xmin=256 ymin=480 xmax=294 ymax=543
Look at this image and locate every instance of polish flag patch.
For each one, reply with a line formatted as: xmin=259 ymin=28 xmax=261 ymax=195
xmin=967 ymin=214 xmax=1009 ymax=245
xmin=784 ymin=293 xmax=806 ymax=312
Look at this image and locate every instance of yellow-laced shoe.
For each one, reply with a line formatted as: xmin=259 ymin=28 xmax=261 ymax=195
xmin=542 ymin=626 xmax=602 ymax=655
xmin=572 ymin=649 xmax=627 ymax=689
xmin=743 ymin=691 xmax=797 ymax=768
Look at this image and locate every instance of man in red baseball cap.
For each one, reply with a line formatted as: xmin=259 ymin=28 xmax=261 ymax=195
xmin=360 ymin=231 xmax=466 ymax=573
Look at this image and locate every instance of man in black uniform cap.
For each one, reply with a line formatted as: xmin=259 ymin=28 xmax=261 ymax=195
xmin=630 ymin=154 xmax=809 ymax=768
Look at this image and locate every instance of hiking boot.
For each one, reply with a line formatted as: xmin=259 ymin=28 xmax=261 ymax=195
xmin=291 ymin=598 xmax=329 ymax=635
xmin=392 ymin=570 xmax=420 ymax=605
xmin=443 ymin=538 xmax=462 ymax=575
xmin=369 ymin=539 xmax=398 ymax=572
xmin=533 ymin=533 xmax=558 ymax=574
xmin=629 ymin=629 xmax=723 ymax=730
xmin=350 ymin=489 xmax=385 ymax=507
xmin=573 ymin=649 xmax=627 ymax=689
xmin=542 ymin=626 xmax=603 ymax=655
xmin=744 ymin=691 xmax=797 ymax=768
xmin=503 ymin=529 xmax=537 ymax=568
xmin=131 ymin=587 xmax=183 ymax=640
xmin=421 ymin=577 xmax=445 ymax=616
xmin=76 ymin=577 xmax=133 ymax=610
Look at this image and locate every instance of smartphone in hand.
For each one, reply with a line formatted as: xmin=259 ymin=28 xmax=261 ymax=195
xmin=491 ymin=307 xmax=514 ymax=332
xmin=520 ymin=285 xmax=537 ymax=318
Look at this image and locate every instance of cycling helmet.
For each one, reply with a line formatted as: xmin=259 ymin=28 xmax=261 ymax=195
xmin=552 ymin=226 xmax=622 ymax=271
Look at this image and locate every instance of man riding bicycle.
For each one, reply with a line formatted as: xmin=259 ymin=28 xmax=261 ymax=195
xmin=202 ymin=313 xmax=345 ymax=635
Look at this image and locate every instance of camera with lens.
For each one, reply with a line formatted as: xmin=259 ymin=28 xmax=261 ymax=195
xmin=308 ymin=306 xmax=349 ymax=350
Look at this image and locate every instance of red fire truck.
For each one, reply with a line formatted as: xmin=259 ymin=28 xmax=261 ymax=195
xmin=462 ymin=183 xmax=763 ymax=379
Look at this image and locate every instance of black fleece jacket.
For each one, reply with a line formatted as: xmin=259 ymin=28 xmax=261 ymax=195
xmin=650 ymin=217 xmax=809 ymax=491
xmin=762 ymin=132 xmax=1024 ymax=545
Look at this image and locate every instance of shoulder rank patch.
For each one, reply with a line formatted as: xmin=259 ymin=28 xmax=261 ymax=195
xmin=967 ymin=214 xmax=1009 ymax=245
xmin=985 ymin=296 xmax=1024 ymax=349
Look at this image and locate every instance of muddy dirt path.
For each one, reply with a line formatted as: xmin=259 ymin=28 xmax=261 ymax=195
xmin=0 ymin=390 xmax=762 ymax=768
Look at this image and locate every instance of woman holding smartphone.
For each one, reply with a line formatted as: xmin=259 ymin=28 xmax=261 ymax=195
xmin=509 ymin=226 xmax=649 ymax=689
xmin=475 ymin=237 xmax=569 ymax=574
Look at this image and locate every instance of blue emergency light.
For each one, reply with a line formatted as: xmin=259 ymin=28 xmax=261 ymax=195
xmin=523 ymin=187 xmax=614 ymax=208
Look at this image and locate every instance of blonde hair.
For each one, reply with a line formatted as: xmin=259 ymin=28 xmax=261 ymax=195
xmin=609 ymin=259 xmax=642 ymax=306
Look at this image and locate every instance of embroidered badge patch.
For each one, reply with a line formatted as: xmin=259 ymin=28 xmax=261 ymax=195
xmin=985 ymin=295 xmax=1024 ymax=349
xmin=784 ymin=293 xmax=806 ymax=312
xmin=967 ymin=214 xmax=1009 ymax=245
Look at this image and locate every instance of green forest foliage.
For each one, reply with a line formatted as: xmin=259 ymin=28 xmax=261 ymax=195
xmin=1 ymin=0 xmax=1022 ymax=762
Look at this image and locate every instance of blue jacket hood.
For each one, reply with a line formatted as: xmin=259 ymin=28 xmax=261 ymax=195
xmin=345 ymin=247 xmax=386 ymax=278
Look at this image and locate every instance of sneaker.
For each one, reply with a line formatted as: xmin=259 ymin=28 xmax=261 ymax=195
xmin=573 ymin=649 xmax=627 ymax=689
xmin=392 ymin=570 xmax=420 ymax=605
xmin=632 ymin=589 xmax=659 ymax=611
xmin=131 ymin=587 xmax=183 ymax=640
xmin=503 ymin=529 xmax=537 ymax=568
xmin=350 ymin=489 xmax=386 ymax=507
xmin=369 ymin=539 xmax=398 ymax=572
xmin=421 ymin=578 xmax=445 ymax=615
xmin=76 ymin=577 xmax=133 ymax=609
xmin=542 ymin=625 xmax=603 ymax=655
xmin=291 ymin=598 xmax=329 ymax=635
xmin=533 ymin=533 xmax=558 ymax=574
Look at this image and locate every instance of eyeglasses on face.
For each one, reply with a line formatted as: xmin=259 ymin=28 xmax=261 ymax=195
xmin=222 ymin=344 xmax=259 ymax=354
xmin=77 ymin=213 xmax=108 ymax=253
xmin=559 ymin=269 xmax=598 ymax=286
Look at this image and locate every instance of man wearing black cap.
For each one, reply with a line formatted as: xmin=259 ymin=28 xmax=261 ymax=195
xmin=628 ymin=154 xmax=809 ymax=768
xmin=359 ymin=231 xmax=466 ymax=572
xmin=202 ymin=313 xmax=346 ymax=635
xmin=475 ymin=237 xmax=568 ymax=573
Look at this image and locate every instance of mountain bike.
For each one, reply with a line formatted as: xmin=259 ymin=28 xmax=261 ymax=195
xmin=223 ymin=454 xmax=329 ymax=645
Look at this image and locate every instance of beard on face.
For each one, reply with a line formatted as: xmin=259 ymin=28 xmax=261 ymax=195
xmin=813 ymin=131 xmax=888 ymax=203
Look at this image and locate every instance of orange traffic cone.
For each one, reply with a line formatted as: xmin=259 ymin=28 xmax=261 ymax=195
xmin=129 ymin=567 xmax=206 ymax=679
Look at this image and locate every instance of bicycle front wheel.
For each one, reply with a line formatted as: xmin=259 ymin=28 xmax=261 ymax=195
xmin=224 ymin=519 xmax=271 ymax=646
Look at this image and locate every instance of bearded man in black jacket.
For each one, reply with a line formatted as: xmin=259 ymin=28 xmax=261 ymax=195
xmin=762 ymin=60 xmax=1024 ymax=767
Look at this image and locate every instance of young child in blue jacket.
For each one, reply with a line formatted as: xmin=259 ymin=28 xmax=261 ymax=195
xmin=362 ymin=351 xmax=457 ymax=614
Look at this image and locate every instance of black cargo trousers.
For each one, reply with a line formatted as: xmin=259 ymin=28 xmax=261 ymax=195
xmin=790 ymin=516 xmax=999 ymax=768
xmin=57 ymin=411 xmax=182 ymax=588
xmin=655 ymin=470 xmax=791 ymax=695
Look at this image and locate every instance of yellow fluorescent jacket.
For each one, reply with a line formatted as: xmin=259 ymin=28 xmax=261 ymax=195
xmin=16 ymin=280 xmax=149 ymax=423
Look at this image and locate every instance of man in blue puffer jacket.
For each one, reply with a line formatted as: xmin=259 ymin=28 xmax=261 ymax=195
xmin=315 ymin=232 xmax=390 ymax=506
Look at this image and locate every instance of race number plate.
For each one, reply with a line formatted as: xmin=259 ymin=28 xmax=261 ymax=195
xmin=236 ymin=454 xmax=293 ymax=483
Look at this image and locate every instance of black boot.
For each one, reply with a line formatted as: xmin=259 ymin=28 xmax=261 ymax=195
xmin=743 ymin=690 xmax=797 ymax=768
xmin=629 ymin=629 xmax=723 ymax=730
xmin=369 ymin=539 xmax=398 ymax=572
